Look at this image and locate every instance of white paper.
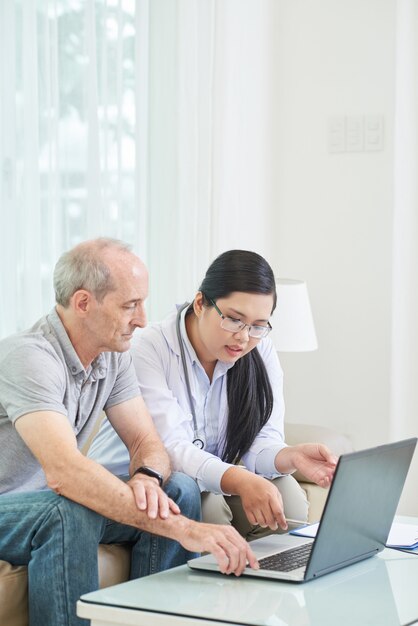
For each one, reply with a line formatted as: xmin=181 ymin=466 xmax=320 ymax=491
xmin=291 ymin=521 xmax=418 ymax=548
xmin=386 ymin=522 xmax=418 ymax=548
xmin=291 ymin=522 xmax=319 ymax=538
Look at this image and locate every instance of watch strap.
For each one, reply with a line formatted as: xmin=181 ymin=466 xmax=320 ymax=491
xmin=132 ymin=465 xmax=164 ymax=487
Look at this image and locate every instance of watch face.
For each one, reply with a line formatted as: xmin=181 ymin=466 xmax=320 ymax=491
xmin=134 ymin=466 xmax=163 ymax=486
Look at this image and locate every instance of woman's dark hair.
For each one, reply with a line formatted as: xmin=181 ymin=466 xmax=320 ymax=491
xmin=198 ymin=249 xmax=277 ymax=464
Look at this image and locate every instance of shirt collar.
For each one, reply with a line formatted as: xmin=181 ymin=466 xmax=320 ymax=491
xmin=47 ymin=308 xmax=107 ymax=380
xmin=161 ymin=305 xmax=191 ymax=359
xmin=161 ymin=305 xmax=234 ymax=377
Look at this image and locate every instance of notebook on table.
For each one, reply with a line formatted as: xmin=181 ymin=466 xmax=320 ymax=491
xmin=188 ymin=437 xmax=417 ymax=583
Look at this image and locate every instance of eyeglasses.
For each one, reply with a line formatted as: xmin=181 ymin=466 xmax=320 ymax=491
xmin=209 ymin=298 xmax=272 ymax=339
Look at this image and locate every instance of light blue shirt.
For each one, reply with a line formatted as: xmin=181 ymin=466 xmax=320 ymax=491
xmin=89 ymin=306 xmax=287 ymax=493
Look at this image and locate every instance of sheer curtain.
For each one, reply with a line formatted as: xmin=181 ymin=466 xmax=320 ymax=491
xmin=144 ymin=0 xmax=276 ymax=321
xmin=0 ymin=0 xmax=276 ymax=334
xmin=391 ymin=0 xmax=418 ymax=514
xmin=0 ymin=0 xmax=219 ymax=332
xmin=144 ymin=0 xmax=216 ymax=321
xmin=0 ymin=0 xmax=141 ymax=338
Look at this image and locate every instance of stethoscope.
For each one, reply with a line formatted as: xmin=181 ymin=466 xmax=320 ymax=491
xmin=175 ymin=303 xmax=205 ymax=449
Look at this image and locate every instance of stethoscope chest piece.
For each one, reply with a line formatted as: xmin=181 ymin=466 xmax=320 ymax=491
xmin=193 ymin=438 xmax=205 ymax=449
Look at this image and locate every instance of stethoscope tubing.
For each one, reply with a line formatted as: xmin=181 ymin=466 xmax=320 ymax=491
xmin=175 ymin=304 xmax=205 ymax=449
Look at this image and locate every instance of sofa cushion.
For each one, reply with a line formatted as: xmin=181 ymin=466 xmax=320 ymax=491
xmin=0 ymin=544 xmax=131 ymax=626
xmin=98 ymin=543 xmax=131 ymax=588
xmin=0 ymin=560 xmax=28 ymax=626
xmin=299 ymin=482 xmax=330 ymax=523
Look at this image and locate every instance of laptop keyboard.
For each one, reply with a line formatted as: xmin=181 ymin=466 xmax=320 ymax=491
xmin=255 ymin=542 xmax=313 ymax=572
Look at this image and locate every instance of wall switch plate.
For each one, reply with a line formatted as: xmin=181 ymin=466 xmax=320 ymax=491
xmin=328 ymin=116 xmax=346 ymax=153
xmin=346 ymin=115 xmax=364 ymax=152
xmin=365 ymin=115 xmax=384 ymax=151
xmin=328 ymin=114 xmax=384 ymax=154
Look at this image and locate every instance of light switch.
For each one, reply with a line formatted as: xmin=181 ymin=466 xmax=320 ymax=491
xmin=328 ymin=116 xmax=345 ymax=153
xmin=365 ymin=115 xmax=384 ymax=151
xmin=346 ymin=116 xmax=364 ymax=152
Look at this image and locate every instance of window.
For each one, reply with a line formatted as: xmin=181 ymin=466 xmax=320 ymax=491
xmin=0 ymin=0 xmax=142 ymax=336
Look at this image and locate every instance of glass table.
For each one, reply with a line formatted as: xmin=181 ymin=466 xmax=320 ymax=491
xmin=77 ymin=519 xmax=418 ymax=626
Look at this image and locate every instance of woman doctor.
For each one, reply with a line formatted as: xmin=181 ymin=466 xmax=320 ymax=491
xmin=90 ymin=250 xmax=337 ymax=538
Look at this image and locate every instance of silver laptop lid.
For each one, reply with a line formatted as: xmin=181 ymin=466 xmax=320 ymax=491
xmin=305 ymin=437 xmax=417 ymax=580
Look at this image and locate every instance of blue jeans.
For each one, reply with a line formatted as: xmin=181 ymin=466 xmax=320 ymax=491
xmin=0 ymin=472 xmax=200 ymax=626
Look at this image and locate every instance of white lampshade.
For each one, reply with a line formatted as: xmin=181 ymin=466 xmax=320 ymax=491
xmin=270 ymin=279 xmax=318 ymax=352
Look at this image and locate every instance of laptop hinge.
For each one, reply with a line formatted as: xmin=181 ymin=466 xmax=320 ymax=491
xmin=309 ymin=548 xmax=381 ymax=578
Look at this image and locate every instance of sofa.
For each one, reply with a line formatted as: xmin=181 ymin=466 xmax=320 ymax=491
xmin=0 ymin=422 xmax=353 ymax=626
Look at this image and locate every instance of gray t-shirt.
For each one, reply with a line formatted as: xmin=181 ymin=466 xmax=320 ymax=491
xmin=0 ymin=308 xmax=140 ymax=494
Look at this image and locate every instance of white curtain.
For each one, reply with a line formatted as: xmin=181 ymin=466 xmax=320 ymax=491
xmin=0 ymin=0 xmax=277 ymax=333
xmin=144 ymin=0 xmax=216 ymax=321
xmin=0 ymin=0 xmax=141 ymax=338
xmin=0 ymin=0 xmax=221 ymax=331
xmin=391 ymin=0 xmax=418 ymax=515
xmin=145 ymin=0 xmax=276 ymax=321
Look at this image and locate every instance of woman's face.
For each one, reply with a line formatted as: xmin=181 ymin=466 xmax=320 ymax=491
xmin=192 ymin=291 xmax=274 ymax=367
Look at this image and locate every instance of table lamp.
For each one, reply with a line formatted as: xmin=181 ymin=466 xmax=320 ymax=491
xmin=270 ymin=279 xmax=318 ymax=352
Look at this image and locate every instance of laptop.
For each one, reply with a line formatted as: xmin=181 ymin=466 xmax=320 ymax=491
xmin=188 ymin=437 xmax=417 ymax=582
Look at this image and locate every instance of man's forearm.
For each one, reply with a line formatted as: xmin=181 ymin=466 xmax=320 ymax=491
xmin=47 ymin=451 xmax=188 ymax=540
xmin=128 ymin=433 xmax=171 ymax=481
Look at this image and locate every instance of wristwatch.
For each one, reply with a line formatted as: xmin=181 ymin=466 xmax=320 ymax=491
xmin=132 ymin=466 xmax=164 ymax=487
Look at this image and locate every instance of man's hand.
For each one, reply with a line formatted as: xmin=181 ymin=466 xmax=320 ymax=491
xmin=128 ymin=474 xmax=180 ymax=519
xmin=276 ymin=444 xmax=338 ymax=488
xmin=181 ymin=520 xmax=259 ymax=576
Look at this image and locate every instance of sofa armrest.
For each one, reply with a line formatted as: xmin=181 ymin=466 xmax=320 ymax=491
xmin=284 ymin=422 xmax=354 ymax=484
xmin=284 ymin=422 xmax=354 ymax=522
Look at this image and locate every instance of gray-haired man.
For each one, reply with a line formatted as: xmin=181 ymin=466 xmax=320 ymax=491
xmin=0 ymin=238 xmax=258 ymax=626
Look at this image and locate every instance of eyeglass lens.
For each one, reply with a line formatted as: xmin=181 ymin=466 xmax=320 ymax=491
xmin=221 ymin=318 xmax=268 ymax=338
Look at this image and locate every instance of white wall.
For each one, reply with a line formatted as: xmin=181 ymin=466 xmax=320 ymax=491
xmin=270 ymin=0 xmax=396 ymax=443
xmin=267 ymin=1 xmax=417 ymax=514
xmin=145 ymin=0 xmax=417 ymax=513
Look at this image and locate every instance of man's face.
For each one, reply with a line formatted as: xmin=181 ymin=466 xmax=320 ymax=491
xmin=86 ymin=253 xmax=148 ymax=354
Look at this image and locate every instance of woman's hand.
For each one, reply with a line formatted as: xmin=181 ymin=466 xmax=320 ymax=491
xmin=275 ymin=444 xmax=338 ymax=488
xmin=221 ymin=467 xmax=288 ymax=531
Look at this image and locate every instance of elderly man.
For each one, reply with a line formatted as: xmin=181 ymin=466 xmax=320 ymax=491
xmin=0 ymin=238 xmax=257 ymax=626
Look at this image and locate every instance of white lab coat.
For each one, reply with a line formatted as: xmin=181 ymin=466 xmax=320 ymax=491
xmin=89 ymin=306 xmax=287 ymax=493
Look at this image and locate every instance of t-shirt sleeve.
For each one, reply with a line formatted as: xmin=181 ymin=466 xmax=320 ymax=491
xmin=103 ymin=350 xmax=141 ymax=410
xmin=0 ymin=343 xmax=68 ymax=423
